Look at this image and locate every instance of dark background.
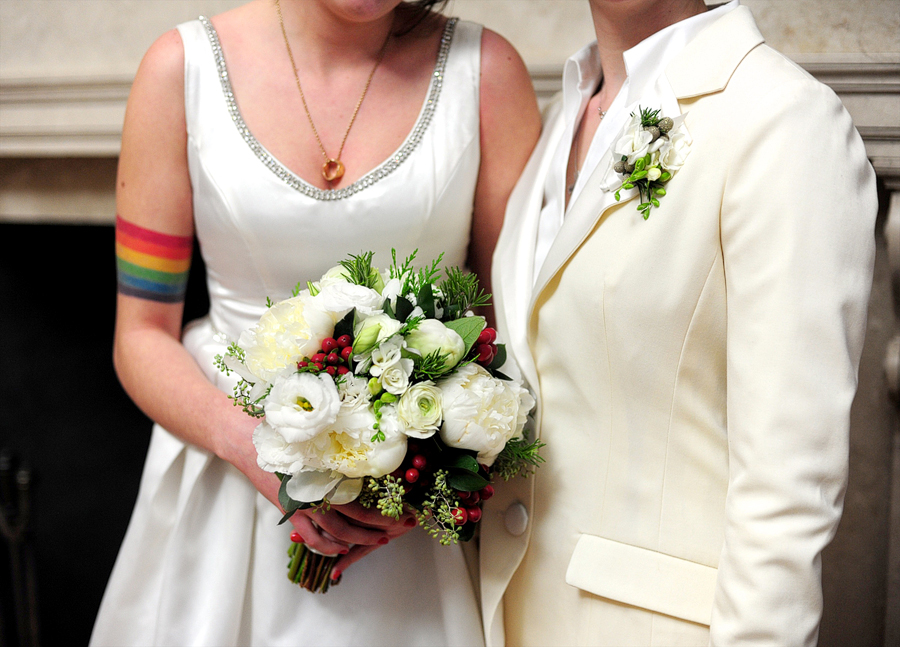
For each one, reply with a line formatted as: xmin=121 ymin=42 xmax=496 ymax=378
xmin=0 ymin=223 xmax=208 ymax=647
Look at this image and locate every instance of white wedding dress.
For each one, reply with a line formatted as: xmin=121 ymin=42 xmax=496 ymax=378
xmin=91 ymin=16 xmax=485 ymax=647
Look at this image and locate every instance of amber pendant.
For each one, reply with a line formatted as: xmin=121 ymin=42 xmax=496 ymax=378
xmin=322 ymin=159 xmax=345 ymax=182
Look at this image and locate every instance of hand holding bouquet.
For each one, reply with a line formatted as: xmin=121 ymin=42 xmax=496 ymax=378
xmin=216 ymin=251 xmax=541 ymax=592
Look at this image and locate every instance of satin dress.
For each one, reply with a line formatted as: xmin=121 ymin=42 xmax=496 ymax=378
xmin=91 ymin=17 xmax=485 ymax=647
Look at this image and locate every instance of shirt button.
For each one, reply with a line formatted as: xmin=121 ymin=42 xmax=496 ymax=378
xmin=504 ymin=502 xmax=528 ymax=536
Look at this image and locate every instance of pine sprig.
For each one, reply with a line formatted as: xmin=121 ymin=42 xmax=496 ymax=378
xmin=440 ymin=267 xmax=491 ymax=319
xmin=339 ymin=252 xmax=379 ymax=289
xmin=493 ymin=437 xmax=546 ymax=481
xmin=638 ymin=106 xmax=662 ymax=127
xmin=413 ymin=349 xmax=453 ymax=381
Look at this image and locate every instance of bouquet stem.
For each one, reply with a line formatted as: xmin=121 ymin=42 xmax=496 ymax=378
xmin=286 ymin=542 xmax=342 ymax=593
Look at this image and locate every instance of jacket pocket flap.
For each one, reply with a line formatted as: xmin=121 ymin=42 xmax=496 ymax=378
xmin=565 ymin=534 xmax=717 ymax=626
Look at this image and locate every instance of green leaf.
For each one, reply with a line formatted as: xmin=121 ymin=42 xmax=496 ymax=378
xmin=622 ymin=183 xmax=634 ymax=190
xmin=381 ymin=297 xmax=395 ymax=319
xmin=445 ymin=454 xmax=481 ymax=473
xmin=634 ymin=157 xmax=646 ymax=172
xmin=488 ymin=343 xmax=507 ymax=370
xmin=660 ymin=172 xmax=672 ymax=182
xmin=448 ymin=471 xmax=490 ymax=492
xmin=395 ymin=296 xmax=414 ymax=322
xmin=654 ymin=188 xmax=667 ymax=196
xmin=445 ymin=316 xmax=486 ymax=358
xmin=631 ymin=170 xmax=648 ymax=181
xmin=333 ymin=309 xmax=355 ymax=340
xmin=417 ymin=282 xmax=436 ymax=319
xmin=651 ymin=198 xmax=660 ymax=208
xmin=614 ymin=190 xmax=622 ymax=201
xmin=277 ymin=477 xmax=304 ymax=522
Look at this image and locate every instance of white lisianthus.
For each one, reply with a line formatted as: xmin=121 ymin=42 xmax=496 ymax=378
xmin=659 ymin=129 xmax=691 ymax=172
xmin=239 ymin=293 xmax=334 ymax=382
xmin=265 ymin=372 xmax=341 ymax=443
xmin=647 ymin=166 xmax=662 ymax=181
xmin=380 ymin=277 xmax=402 ymax=307
xmin=353 ymin=313 xmax=403 ymax=355
xmin=405 ymin=319 xmax=465 ymax=371
xmin=613 ymin=113 xmax=653 ymax=164
xmin=313 ymin=280 xmax=383 ymax=321
xmin=396 ymin=382 xmax=443 ymax=439
xmin=253 ymin=421 xmax=306 ymax=475
xmin=438 ymin=364 xmax=535 ymax=466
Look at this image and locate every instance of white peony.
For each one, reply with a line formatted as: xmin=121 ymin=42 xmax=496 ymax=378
xmin=253 ymin=421 xmax=306 ymax=475
xmin=313 ymin=280 xmax=384 ymax=321
xmin=396 ymin=381 xmax=443 ymax=439
xmin=404 ymin=319 xmax=465 ymax=371
xmin=264 ymin=371 xmax=341 ymax=443
xmin=240 ymin=293 xmax=334 ymax=383
xmin=438 ymin=364 xmax=535 ymax=466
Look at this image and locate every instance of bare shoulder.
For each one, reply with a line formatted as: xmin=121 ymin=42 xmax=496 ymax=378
xmin=479 ymin=28 xmax=533 ymax=93
xmin=133 ymin=28 xmax=185 ymax=97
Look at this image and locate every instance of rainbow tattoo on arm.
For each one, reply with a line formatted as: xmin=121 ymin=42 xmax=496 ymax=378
xmin=116 ymin=215 xmax=192 ymax=303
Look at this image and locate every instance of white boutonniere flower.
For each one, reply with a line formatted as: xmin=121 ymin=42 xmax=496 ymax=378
xmin=606 ymin=106 xmax=691 ymax=220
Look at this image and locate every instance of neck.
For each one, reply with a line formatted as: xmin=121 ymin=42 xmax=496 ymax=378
xmin=274 ymin=0 xmax=396 ymax=71
xmin=589 ymin=0 xmax=708 ymax=99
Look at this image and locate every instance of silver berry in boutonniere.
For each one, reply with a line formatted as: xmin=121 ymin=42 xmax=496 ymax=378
xmin=607 ymin=107 xmax=690 ymax=220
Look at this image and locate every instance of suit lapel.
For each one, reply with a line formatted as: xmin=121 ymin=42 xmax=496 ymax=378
xmin=494 ymin=98 xmax=567 ymax=391
xmin=527 ymin=5 xmax=764 ymax=326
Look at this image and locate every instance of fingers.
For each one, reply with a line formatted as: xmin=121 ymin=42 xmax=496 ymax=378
xmin=289 ymin=512 xmax=350 ymax=557
xmin=335 ymin=501 xmax=417 ymax=533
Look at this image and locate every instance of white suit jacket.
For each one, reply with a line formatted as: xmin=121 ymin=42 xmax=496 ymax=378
xmin=481 ymin=6 xmax=877 ymax=646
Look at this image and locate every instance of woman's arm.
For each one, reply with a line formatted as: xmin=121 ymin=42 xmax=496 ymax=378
xmin=711 ymin=74 xmax=877 ymax=645
xmin=114 ymin=30 xmax=405 ymax=565
xmin=468 ymin=29 xmax=541 ymax=326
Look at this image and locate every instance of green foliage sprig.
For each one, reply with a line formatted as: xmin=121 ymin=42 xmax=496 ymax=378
xmin=358 ymin=475 xmax=405 ymax=520
xmin=493 ymin=437 xmax=546 ymax=481
xmin=440 ymin=267 xmax=491 ymax=319
xmin=340 ymin=252 xmax=380 ymax=289
xmin=416 ymin=470 xmax=462 ymax=545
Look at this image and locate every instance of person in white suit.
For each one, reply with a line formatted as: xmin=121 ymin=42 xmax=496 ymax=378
xmin=479 ymin=0 xmax=878 ymax=645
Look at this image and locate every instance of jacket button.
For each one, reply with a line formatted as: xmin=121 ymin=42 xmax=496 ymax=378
xmin=504 ymin=502 xmax=528 ymax=536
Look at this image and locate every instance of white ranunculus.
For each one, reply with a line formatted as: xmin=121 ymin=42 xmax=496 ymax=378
xmin=379 ymin=358 xmax=414 ymax=395
xmin=438 ymin=364 xmax=535 ymax=466
xmin=353 ymin=313 xmax=403 ymax=355
xmin=240 ymin=293 xmax=334 ymax=382
xmin=659 ymin=129 xmax=691 ymax=172
xmin=396 ymin=382 xmax=443 ymax=439
xmin=404 ymin=319 xmax=466 ymax=371
xmin=313 ymin=281 xmax=383 ymax=321
xmin=264 ymin=372 xmax=341 ymax=443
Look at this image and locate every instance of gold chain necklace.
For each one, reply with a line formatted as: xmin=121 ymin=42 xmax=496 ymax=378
xmin=275 ymin=0 xmax=392 ymax=183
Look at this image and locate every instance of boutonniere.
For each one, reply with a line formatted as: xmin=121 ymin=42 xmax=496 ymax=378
xmin=605 ymin=107 xmax=691 ymax=220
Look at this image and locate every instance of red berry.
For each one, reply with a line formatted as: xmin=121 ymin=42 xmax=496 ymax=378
xmin=457 ymin=491 xmax=472 ymax=504
xmin=311 ymin=352 xmax=327 ymax=364
xmin=477 ymin=344 xmax=494 ymax=363
xmin=321 ymin=338 xmax=338 ymax=353
xmin=451 ymin=507 xmax=469 ymax=525
xmin=297 ymin=360 xmax=309 ymax=369
xmin=325 ymin=366 xmax=337 ymax=376
xmin=313 ymin=362 xmax=324 ymax=371
xmin=467 ymin=506 xmax=482 ymax=523
xmin=405 ymin=468 xmax=420 ymax=483
xmin=411 ymin=455 xmax=427 ymax=470
xmin=326 ymin=352 xmax=341 ymax=365
xmin=468 ymin=491 xmax=481 ymax=505
xmin=479 ymin=484 xmax=494 ymax=501
xmin=337 ymin=366 xmax=349 ymax=375
xmin=477 ymin=328 xmax=497 ymax=345
xmin=337 ymin=335 xmax=352 ymax=348
xmin=340 ymin=346 xmax=353 ymax=361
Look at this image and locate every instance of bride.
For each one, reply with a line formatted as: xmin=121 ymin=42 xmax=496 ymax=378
xmin=90 ymin=0 xmax=540 ymax=644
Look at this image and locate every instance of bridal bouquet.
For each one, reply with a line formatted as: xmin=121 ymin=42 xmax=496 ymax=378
xmin=216 ymin=251 xmax=540 ymax=592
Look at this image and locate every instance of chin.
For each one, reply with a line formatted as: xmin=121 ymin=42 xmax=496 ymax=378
xmin=321 ymin=0 xmax=404 ymax=23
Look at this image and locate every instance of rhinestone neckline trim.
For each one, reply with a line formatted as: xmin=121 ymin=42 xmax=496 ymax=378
xmin=199 ymin=16 xmax=458 ymax=201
